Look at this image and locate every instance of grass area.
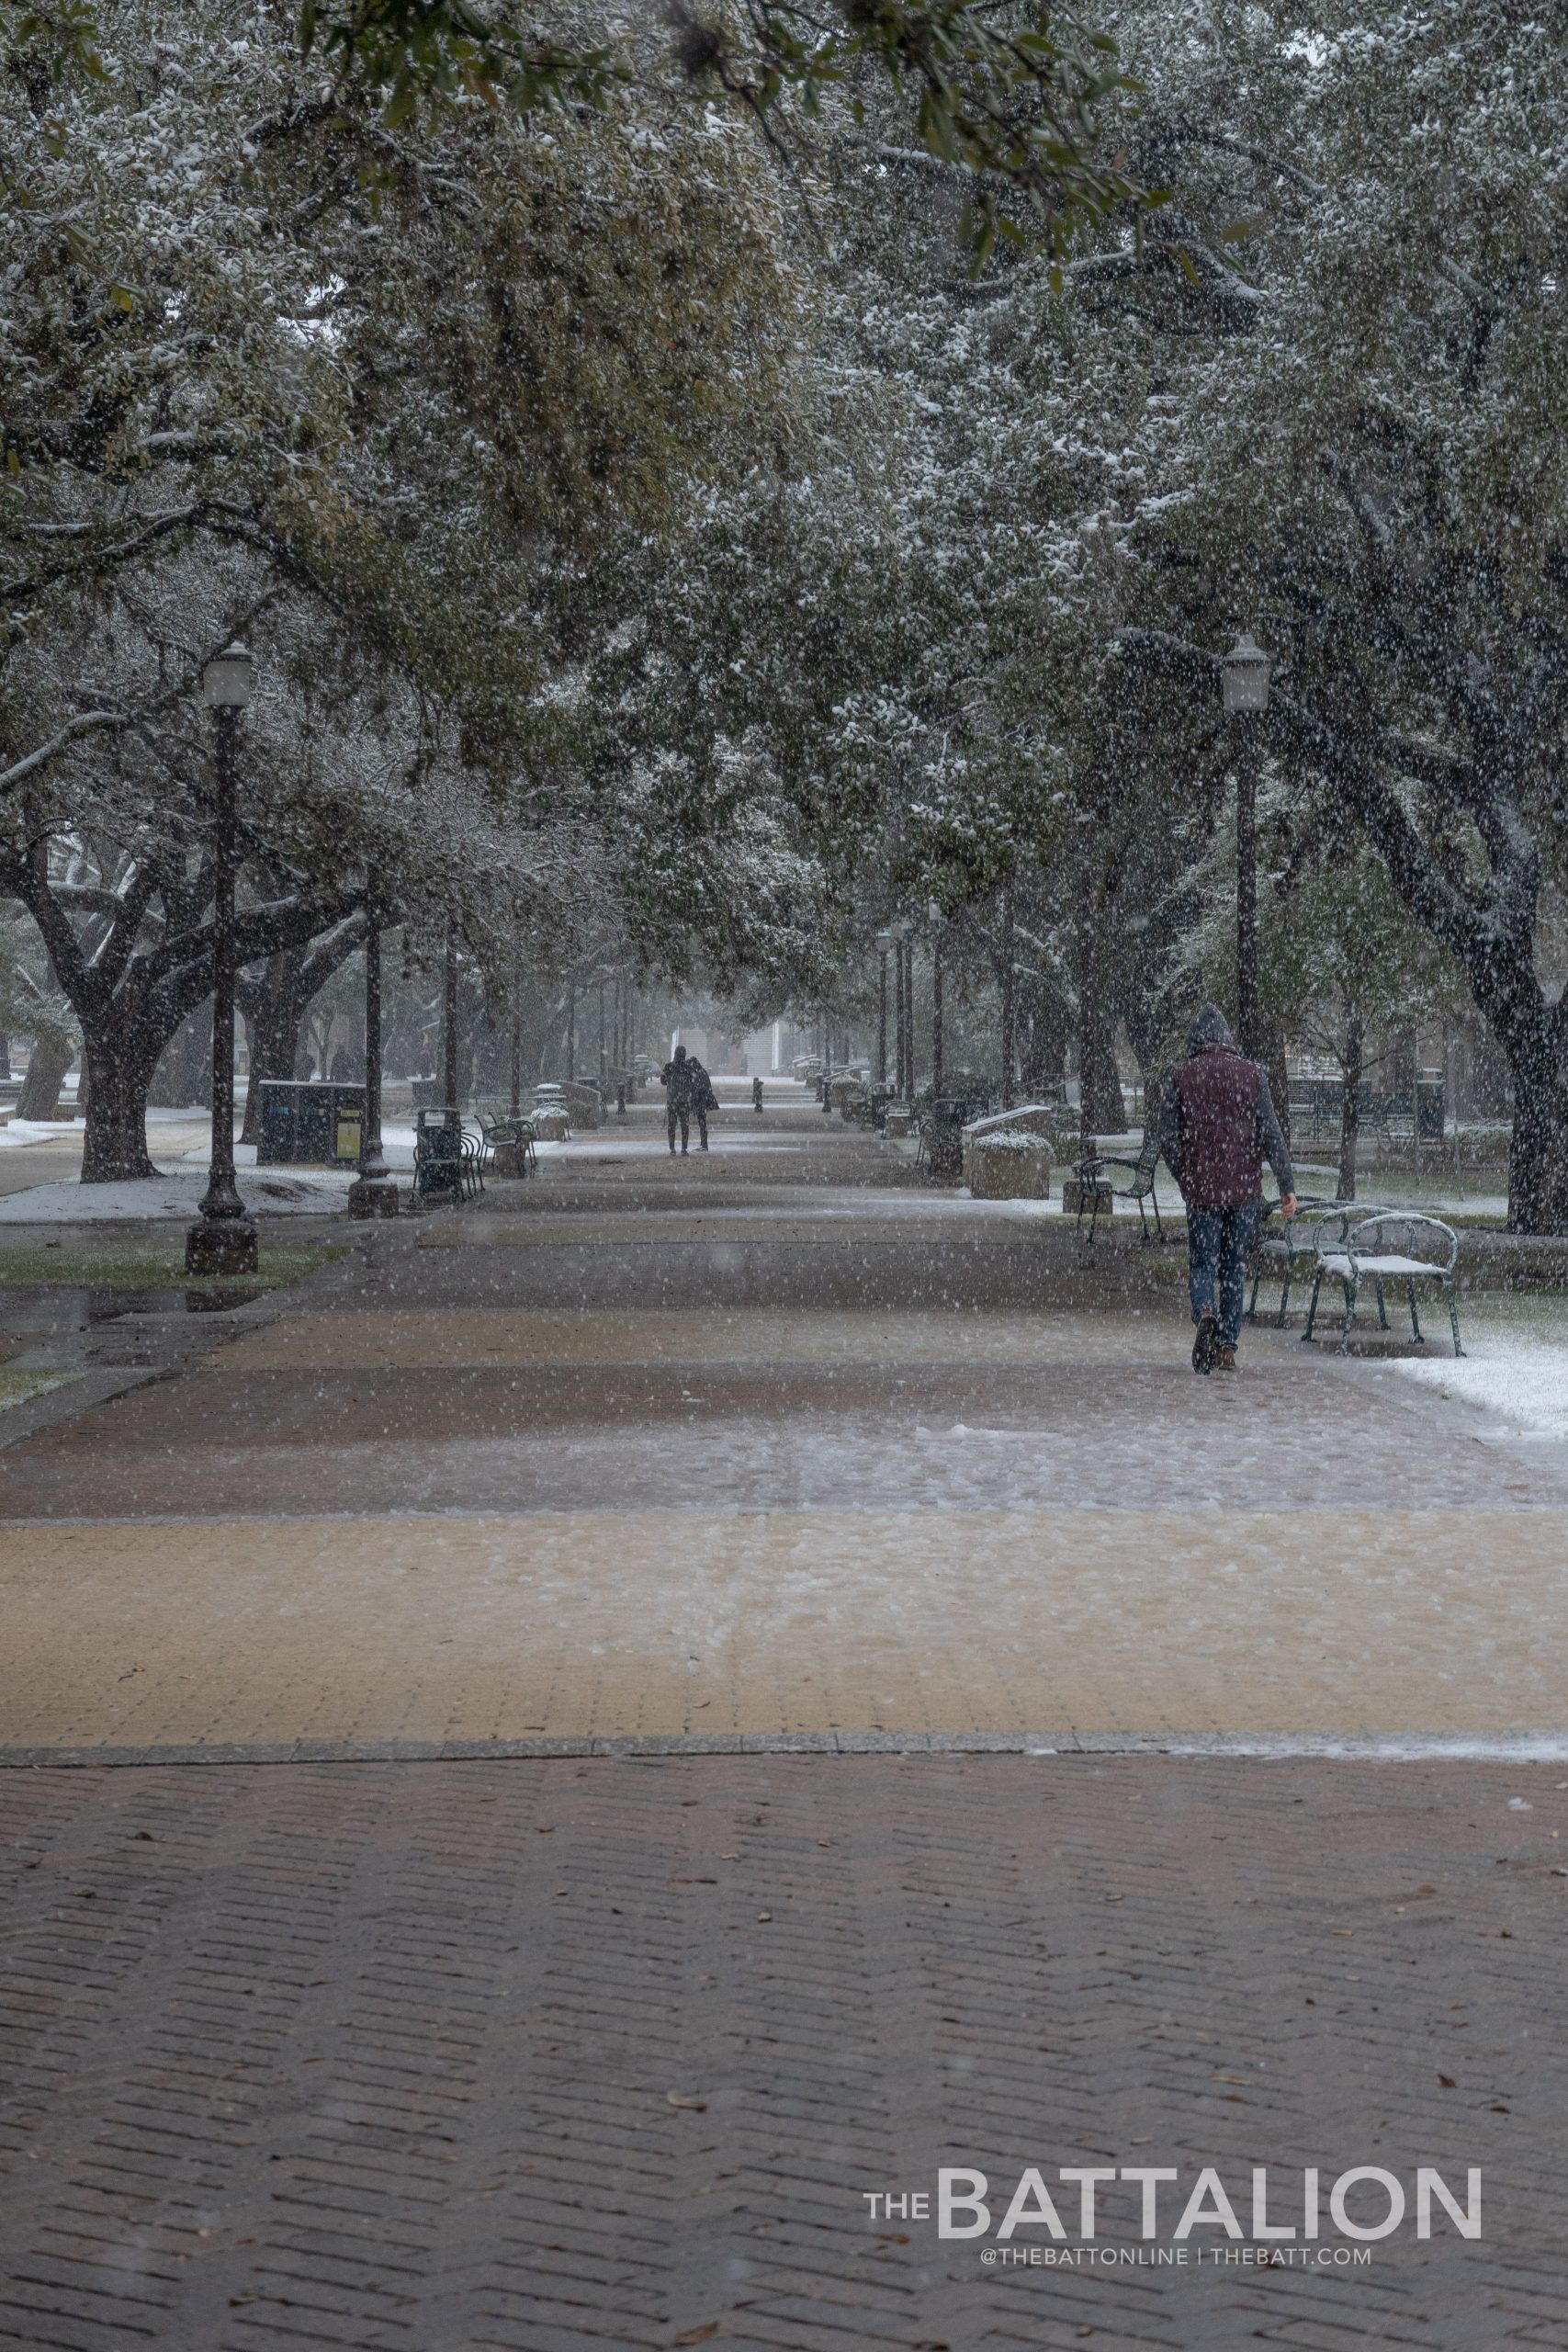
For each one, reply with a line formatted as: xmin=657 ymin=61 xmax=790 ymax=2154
xmin=0 ymin=1241 xmax=345 ymax=1290
xmin=0 ymin=1368 xmax=79 ymax=1408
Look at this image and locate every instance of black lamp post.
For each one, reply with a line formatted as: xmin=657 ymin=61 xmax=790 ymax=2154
xmin=874 ymin=929 xmax=894 ymax=1087
xmin=186 ymin=642 xmax=258 ymax=1277
xmin=348 ymin=873 xmax=398 ymax=1219
xmin=928 ymin=899 xmax=944 ymax=1098
xmin=1221 ymin=630 xmax=1272 ymax=1060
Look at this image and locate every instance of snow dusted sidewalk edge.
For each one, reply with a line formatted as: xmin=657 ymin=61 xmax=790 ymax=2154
xmin=6 ymin=1728 xmax=1568 ymax=1769
xmin=0 ymin=1170 xmax=357 ymax=1223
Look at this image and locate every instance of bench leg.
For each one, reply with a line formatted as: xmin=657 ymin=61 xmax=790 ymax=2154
xmin=1407 ymin=1279 xmax=1424 ymax=1345
xmin=1136 ymin=1194 xmax=1148 ymax=1243
xmin=1303 ymin=1272 xmax=1323 ymax=1342
xmin=1152 ymin=1193 xmax=1164 ymax=1241
xmin=1374 ymin=1278 xmax=1389 ymax=1331
xmin=1445 ymin=1278 xmax=1464 ymax=1358
xmin=1275 ymin=1266 xmax=1292 ymax=1329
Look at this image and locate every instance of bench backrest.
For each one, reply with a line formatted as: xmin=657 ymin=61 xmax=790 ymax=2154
xmin=1316 ymin=1207 xmax=1458 ymax=1272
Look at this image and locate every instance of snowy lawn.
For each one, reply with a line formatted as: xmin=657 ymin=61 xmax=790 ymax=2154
xmin=0 ymin=1170 xmax=357 ymax=1223
xmin=1390 ymin=1290 xmax=1568 ymax=1441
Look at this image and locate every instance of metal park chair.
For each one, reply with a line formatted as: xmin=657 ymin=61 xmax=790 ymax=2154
xmin=1303 ymin=1210 xmax=1463 ymax=1355
xmin=1074 ymin=1127 xmax=1165 ymax=1243
xmin=1244 ymin=1189 xmax=1343 ymax=1327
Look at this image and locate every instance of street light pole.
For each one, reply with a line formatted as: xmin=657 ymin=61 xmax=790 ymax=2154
xmin=874 ymin=929 xmax=893 ymax=1089
xmin=348 ymin=873 xmax=398 ymax=1219
xmin=1221 ymin=631 xmax=1272 ymax=1063
xmin=999 ymin=881 xmax=1017 ymax=1111
xmin=931 ymin=939 xmax=944 ymax=1097
xmin=186 ymin=642 xmax=258 ymax=1277
xmin=442 ymin=922 xmax=459 ymax=1117
xmin=894 ymin=933 xmax=907 ymax=1101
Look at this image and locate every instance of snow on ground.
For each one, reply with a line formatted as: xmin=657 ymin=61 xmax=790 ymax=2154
xmin=0 ymin=1120 xmax=82 ymax=1149
xmin=1390 ymin=1293 xmax=1568 ymax=1442
xmin=0 ymin=1170 xmax=355 ymax=1222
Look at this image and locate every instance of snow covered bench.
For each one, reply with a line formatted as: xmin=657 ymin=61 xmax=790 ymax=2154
xmin=1303 ymin=1210 xmax=1463 ymax=1356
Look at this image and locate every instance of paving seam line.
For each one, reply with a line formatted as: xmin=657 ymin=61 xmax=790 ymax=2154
xmin=4 ymin=1730 xmax=1568 ymax=1768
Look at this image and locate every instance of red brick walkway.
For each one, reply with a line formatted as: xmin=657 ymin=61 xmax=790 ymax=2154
xmin=3 ymin=1753 xmax=1562 ymax=2351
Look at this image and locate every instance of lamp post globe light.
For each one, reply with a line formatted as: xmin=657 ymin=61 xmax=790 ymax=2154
xmin=186 ymin=641 xmax=260 ymax=1277
xmin=1220 ymin=630 xmax=1272 ymax=1061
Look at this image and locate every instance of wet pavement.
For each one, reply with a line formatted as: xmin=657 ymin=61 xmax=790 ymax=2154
xmin=2 ymin=1092 xmax=1565 ymax=2344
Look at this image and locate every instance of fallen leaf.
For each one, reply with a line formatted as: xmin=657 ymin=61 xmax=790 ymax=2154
xmin=1438 ymin=2074 xmax=1456 ymax=2088
xmin=756 ymin=1911 xmax=773 ymax=1922
xmin=675 ymin=2327 xmax=719 ymax=2346
xmin=666 ymin=2093 xmax=707 ymax=2111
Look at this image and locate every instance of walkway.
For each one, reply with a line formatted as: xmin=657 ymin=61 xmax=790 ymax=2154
xmin=2 ymin=1089 xmax=1565 ymax=2346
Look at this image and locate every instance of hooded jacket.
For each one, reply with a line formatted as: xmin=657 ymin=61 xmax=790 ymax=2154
xmin=1157 ymin=1006 xmax=1294 ymax=1209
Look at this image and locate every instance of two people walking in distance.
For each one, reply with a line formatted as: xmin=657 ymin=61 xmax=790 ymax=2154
xmin=1159 ymin=1005 xmax=1296 ymax=1374
xmin=661 ymin=1044 xmax=716 ymax=1155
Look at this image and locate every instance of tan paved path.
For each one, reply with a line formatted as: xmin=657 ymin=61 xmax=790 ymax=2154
xmin=5 ymin=1507 xmax=1567 ymax=1750
xmin=3 ymin=1119 xmax=1564 ymax=1754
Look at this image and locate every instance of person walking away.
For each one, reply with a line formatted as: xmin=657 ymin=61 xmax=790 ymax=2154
xmin=1158 ymin=1005 xmax=1296 ymax=1373
xmin=684 ymin=1054 xmax=716 ymax=1151
xmin=661 ymin=1045 xmax=696 ymax=1155
xmin=751 ymin=1075 xmax=764 ymax=1114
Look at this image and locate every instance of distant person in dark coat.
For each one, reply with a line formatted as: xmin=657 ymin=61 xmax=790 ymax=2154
xmin=660 ymin=1046 xmax=712 ymax=1154
xmin=1158 ymin=1004 xmax=1296 ymax=1374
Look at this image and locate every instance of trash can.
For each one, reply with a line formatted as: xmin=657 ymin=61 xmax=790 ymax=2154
xmin=256 ymin=1080 xmax=366 ymax=1166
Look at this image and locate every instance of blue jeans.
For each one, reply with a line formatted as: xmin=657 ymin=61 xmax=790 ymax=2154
xmin=1187 ymin=1203 xmax=1259 ymax=1348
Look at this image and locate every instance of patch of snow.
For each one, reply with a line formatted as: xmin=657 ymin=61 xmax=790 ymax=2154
xmin=0 ymin=1120 xmax=81 ymax=1148
xmin=0 ymin=1171 xmax=354 ymax=1223
xmin=1393 ymin=1331 xmax=1568 ymax=1442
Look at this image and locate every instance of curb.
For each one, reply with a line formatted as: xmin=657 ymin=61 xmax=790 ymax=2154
xmin=5 ymin=1729 xmax=1567 ymax=1768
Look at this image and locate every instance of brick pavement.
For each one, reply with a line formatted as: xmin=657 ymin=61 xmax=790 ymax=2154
xmin=2 ymin=1754 xmax=1564 ymax=2352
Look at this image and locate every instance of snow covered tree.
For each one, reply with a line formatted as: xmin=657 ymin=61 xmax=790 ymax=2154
xmin=1073 ymin=1 xmax=1568 ymax=1229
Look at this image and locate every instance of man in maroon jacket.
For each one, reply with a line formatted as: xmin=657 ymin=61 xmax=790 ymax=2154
xmin=1158 ymin=1005 xmax=1296 ymax=1373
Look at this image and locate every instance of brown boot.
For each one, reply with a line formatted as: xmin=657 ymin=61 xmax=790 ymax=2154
xmin=1215 ymin=1345 xmax=1237 ymax=1371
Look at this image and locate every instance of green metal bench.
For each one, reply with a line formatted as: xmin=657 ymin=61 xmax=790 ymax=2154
xmin=1303 ymin=1209 xmax=1463 ymax=1355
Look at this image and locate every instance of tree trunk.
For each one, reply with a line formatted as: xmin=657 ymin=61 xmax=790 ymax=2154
xmin=149 ymin=1004 xmax=213 ymax=1109
xmin=1504 ymin=1039 xmax=1568 ymax=1233
xmin=239 ymin=967 xmax=311 ymax=1144
xmin=1337 ymin=1012 xmax=1363 ymax=1202
xmin=1265 ymin=1025 xmax=1292 ymax=1149
xmin=1078 ymin=1002 xmax=1124 ymax=1134
xmin=80 ymin=1030 xmax=160 ymax=1181
xmin=17 ymin=1029 xmax=73 ymax=1121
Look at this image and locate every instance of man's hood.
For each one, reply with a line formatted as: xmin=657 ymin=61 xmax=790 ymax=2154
xmin=1184 ymin=1004 xmax=1236 ymax=1055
